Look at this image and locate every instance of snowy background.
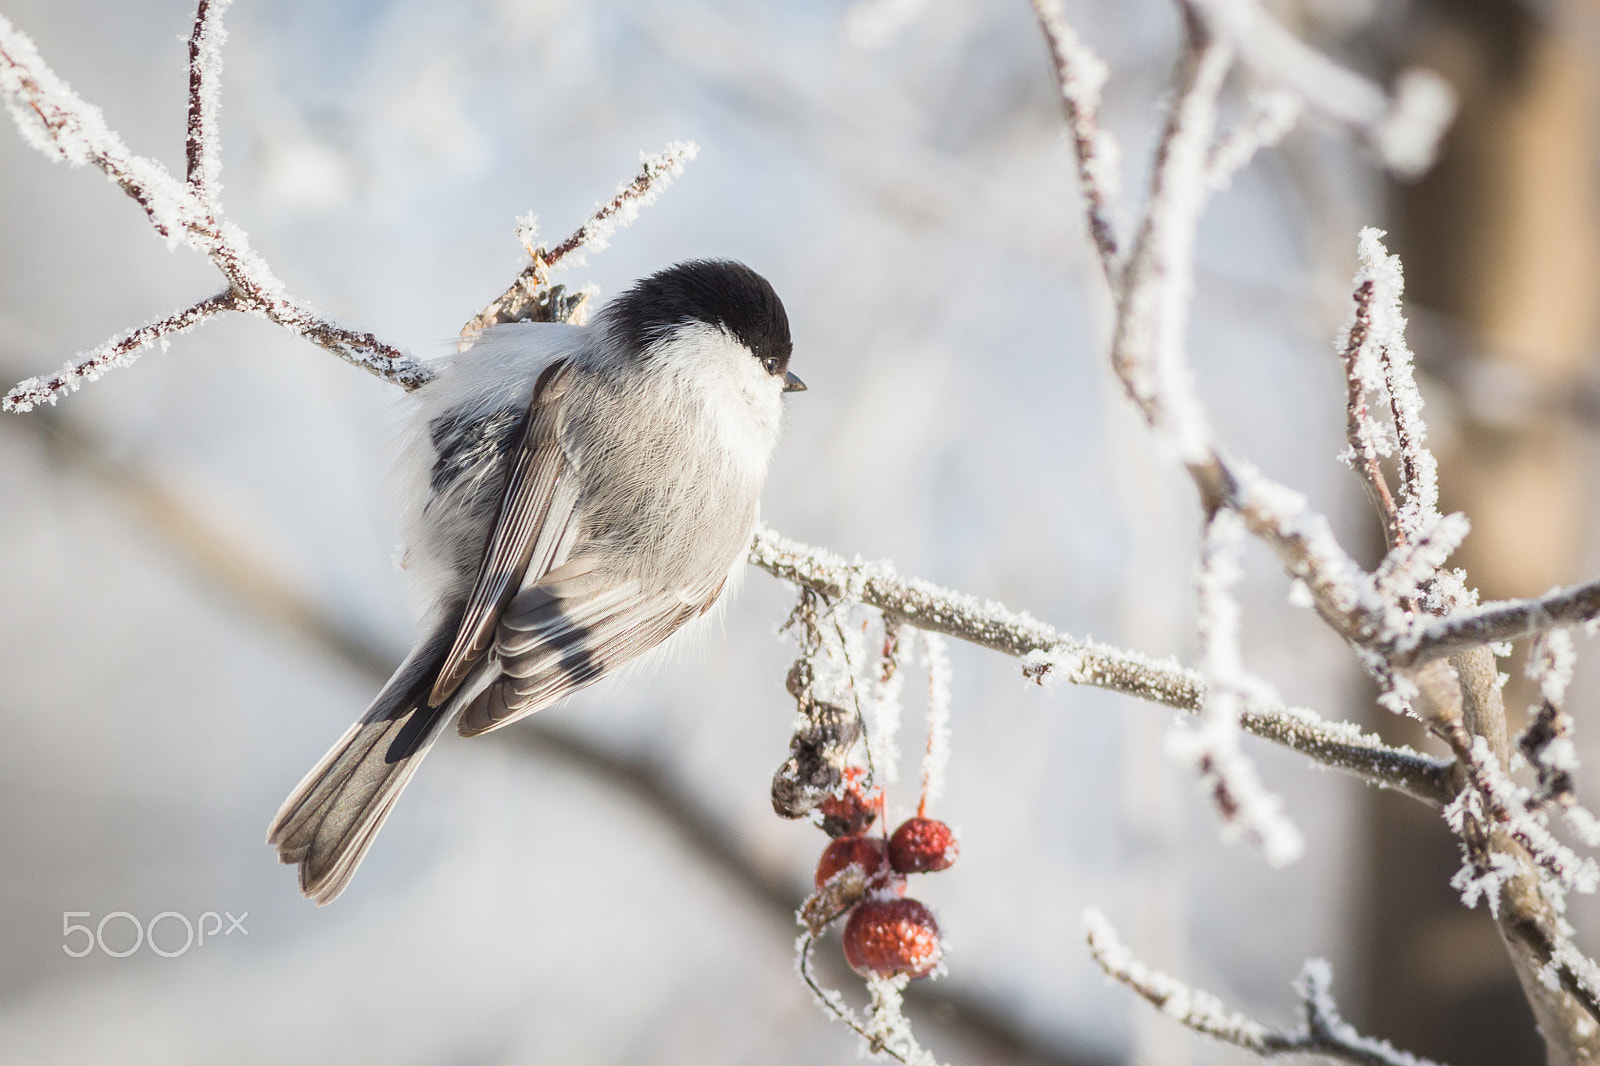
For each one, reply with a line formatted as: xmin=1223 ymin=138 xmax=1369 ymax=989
xmin=0 ymin=0 xmax=1418 ymax=1062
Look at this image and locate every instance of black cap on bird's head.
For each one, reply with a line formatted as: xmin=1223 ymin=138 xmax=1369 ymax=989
xmin=604 ymin=260 xmax=805 ymax=392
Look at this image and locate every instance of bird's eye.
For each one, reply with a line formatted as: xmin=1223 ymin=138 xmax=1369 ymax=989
xmin=762 ymin=356 xmax=781 ymax=375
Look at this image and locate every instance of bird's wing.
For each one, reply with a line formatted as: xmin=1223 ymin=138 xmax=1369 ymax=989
xmin=455 ymin=558 xmax=727 ymax=737
xmin=428 ymin=358 xmax=581 ymax=707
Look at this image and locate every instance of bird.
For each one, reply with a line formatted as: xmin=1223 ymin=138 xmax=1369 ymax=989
xmin=268 ymin=260 xmax=804 ymax=903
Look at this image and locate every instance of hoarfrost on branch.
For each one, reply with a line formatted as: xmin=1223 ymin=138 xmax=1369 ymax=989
xmin=1086 ymin=910 xmax=1448 ymax=1066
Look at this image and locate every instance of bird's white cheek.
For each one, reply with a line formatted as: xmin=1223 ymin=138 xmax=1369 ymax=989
xmin=711 ymin=355 xmax=784 ymax=474
xmin=660 ymin=325 xmax=784 ymax=474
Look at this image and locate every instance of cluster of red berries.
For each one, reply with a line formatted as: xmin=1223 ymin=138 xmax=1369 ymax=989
xmin=811 ymin=772 xmax=958 ymax=979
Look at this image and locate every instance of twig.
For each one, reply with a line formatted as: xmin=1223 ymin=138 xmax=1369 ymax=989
xmin=184 ymin=0 xmax=228 ymax=204
xmin=1185 ymin=0 xmax=1455 ymax=177
xmin=1085 ymin=909 xmax=1449 ymax=1066
xmin=1205 ymin=87 xmax=1301 ymax=192
xmin=1394 ymin=581 xmax=1600 ymax=667
xmin=0 ymin=6 xmax=430 ymax=410
xmin=461 ymin=142 xmax=699 ymax=337
xmin=1355 ymin=229 xmax=1443 ymax=544
xmin=1172 ymin=508 xmax=1304 ymax=866
xmin=4 ymin=291 xmax=235 ymax=411
xmin=1108 ymin=28 xmax=1231 ymax=464
xmin=1414 ymin=653 xmax=1600 ymax=1051
xmin=796 ymin=933 xmax=928 ymax=1065
xmin=748 ymin=526 xmax=1454 ymax=806
xmin=917 ymin=631 xmax=951 ymax=817
xmin=1443 ymin=729 xmax=1599 ymax=897
xmin=1337 ymin=277 xmax=1403 ymax=551
xmin=1520 ymin=631 xmax=1593 ymax=828
xmin=1028 ymin=0 xmax=1121 ymax=278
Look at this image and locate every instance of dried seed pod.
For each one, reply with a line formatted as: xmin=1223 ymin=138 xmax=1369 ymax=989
xmin=785 ymin=658 xmax=813 ymax=700
xmin=887 ymin=817 xmax=959 ymax=874
xmin=771 ymin=699 xmax=861 ymax=819
xmin=841 ymin=898 xmax=943 ymax=979
xmin=800 ymin=863 xmax=867 ymax=937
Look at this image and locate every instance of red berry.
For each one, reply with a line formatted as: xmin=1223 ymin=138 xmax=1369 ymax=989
xmin=888 ymin=817 xmax=959 ymax=874
xmin=818 ymin=777 xmax=882 ymax=838
xmin=815 ymin=835 xmax=891 ymax=890
xmin=842 ymin=898 xmax=943 ymax=978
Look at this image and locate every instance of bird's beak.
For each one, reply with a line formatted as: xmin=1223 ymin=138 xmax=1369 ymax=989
xmin=783 ymin=371 xmax=807 ymax=393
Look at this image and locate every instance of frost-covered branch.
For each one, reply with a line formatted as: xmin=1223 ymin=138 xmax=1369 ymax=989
xmin=1520 ymin=632 xmax=1595 ymax=830
xmin=1393 ymin=580 xmax=1600 ymax=667
xmin=185 ymin=0 xmax=227 ymax=204
xmin=917 ymin=632 xmax=952 ymax=817
xmin=1359 ymin=229 xmax=1444 ymax=547
xmin=1171 ymin=509 xmax=1304 ymax=866
xmin=1205 ymin=87 xmax=1300 ymax=192
xmin=1086 ymin=909 xmax=1447 ymax=1066
xmin=1445 ymin=730 xmax=1599 ymax=898
xmin=1439 ymin=738 xmax=1600 ymax=1037
xmin=1028 ymin=0 xmax=1121 ymax=277
xmin=4 ymin=291 xmax=234 ymax=412
xmin=748 ymin=526 xmax=1453 ymax=805
xmin=1184 ymin=0 xmax=1455 ymax=177
xmin=1109 ymin=28 xmax=1230 ymax=464
xmin=462 ymin=142 xmax=700 ymax=336
xmin=1337 ymin=276 xmax=1402 ymax=552
xmin=0 ymin=4 xmax=429 ymax=411
xmin=1095 ymin=25 xmax=1392 ymax=651
xmin=1024 ymin=6 xmax=1600 ymax=1056
xmin=795 ymin=933 xmax=943 ymax=1066
xmin=1025 ymin=12 xmax=1452 ymax=678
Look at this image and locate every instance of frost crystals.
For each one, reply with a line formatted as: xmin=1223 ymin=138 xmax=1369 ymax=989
xmin=1169 ymin=509 xmax=1304 ymax=867
xmin=1086 ymin=910 xmax=1446 ymax=1066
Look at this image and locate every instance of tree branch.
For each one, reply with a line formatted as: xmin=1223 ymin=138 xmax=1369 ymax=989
xmin=748 ymin=526 xmax=1453 ymax=805
xmin=461 ymin=141 xmax=699 ymax=337
xmin=1085 ymin=909 xmax=1448 ymax=1065
xmin=184 ymin=0 xmax=227 ymax=203
xmin=1028 ymin=0 xmax=1121 ymax=279
xmin=0 ymin=6 xmax=430 ymax=410
xmin=4 ymin=291 xmax=235 ymax=411
xmin=1394 ymin=581 xmax=1600 ymax=667
xmin=1185 ymin=0 xmax=1455 ymax=177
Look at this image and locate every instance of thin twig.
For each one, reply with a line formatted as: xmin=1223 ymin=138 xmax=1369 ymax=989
xmin=1410 ymin=654 xmax=1600 ymax=1052
xmin=1338 ymin=278 xmax=1403 ymax=552
xmin=184 ymin=0 xmax=228 ymax=203
xmin=795 ymin=933 xmax=918 ymax=1066
xmin=1108 ymin=27 xmax=1231 ymax=463
xmin=462 ymin=142 xmax=698 ymax=337
xmin=1176 ymin=507 xmax=1304 ymax=866
xmin=4 ymin=291 xmax=235 ymax=411
xmin=1185 ymin=0 xmax=1455 ymax=177
xmin=1205 ymin=87 xmax=1300 ymax=191
xmin=1028 ymin=0 xmax=1121 ymax=278
xmin=0 ymin=8 xmax=431 ymax=408
xmin=1394 ymin=581 xmax=1600 ymax=667
xmin=1086 ymin=909 xmax=1449 ymax=1066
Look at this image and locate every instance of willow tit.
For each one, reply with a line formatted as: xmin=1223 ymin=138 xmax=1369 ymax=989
xmin=268 ymin=260 xmax=804 ymax=903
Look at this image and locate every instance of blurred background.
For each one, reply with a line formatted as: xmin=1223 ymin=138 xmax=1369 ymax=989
xmin=1 ymin=0 xmax=1598 ymax=1062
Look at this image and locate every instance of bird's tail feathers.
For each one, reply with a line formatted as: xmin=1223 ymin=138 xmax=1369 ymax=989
xmin=267 ymin=619 xmax=474 ymax=905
